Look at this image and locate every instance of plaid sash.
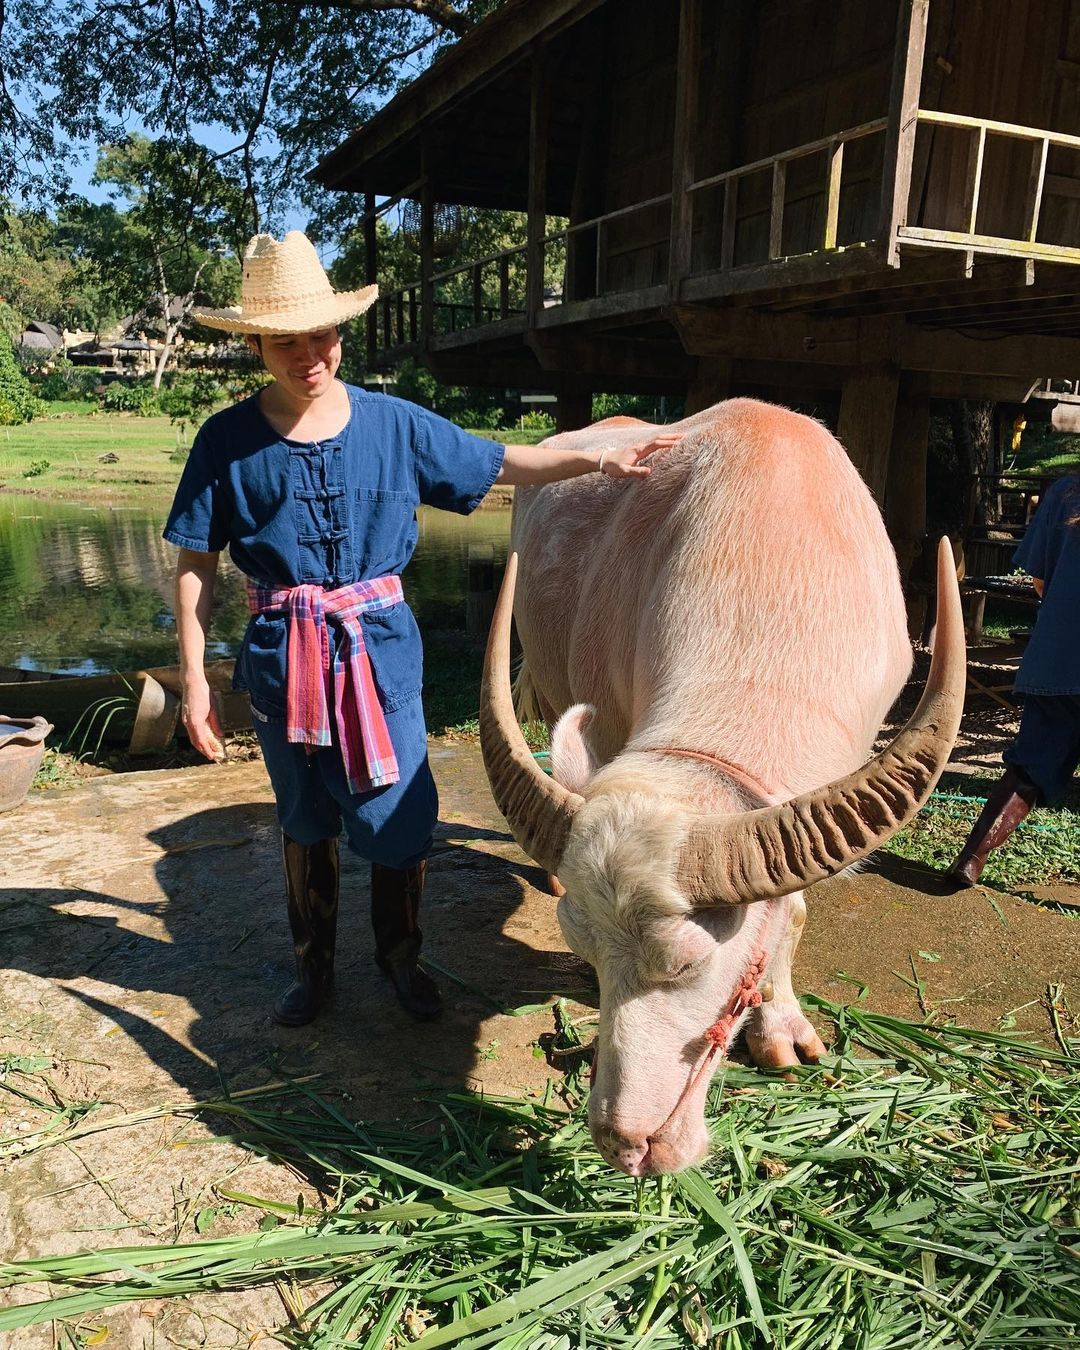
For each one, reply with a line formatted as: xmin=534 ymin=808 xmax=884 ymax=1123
xmin=246 ymin=576 xmax=404 ymax=794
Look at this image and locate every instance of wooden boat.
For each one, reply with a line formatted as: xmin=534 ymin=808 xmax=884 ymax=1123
xmin=0 ymin=660 xmax=250 ymax=754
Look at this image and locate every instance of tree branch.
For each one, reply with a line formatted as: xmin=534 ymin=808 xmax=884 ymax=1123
xmin=287 ymin=0 xmax=472 ymax=37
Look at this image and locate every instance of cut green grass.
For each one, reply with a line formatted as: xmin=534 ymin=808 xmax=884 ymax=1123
xmin=1 ymin=999 xmax=1077 ymax=1347
xmin=885 ymin=781 xmax=1080 ymax=898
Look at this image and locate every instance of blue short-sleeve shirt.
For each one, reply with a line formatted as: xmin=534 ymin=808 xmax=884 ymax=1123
xmin=1012 ymin=473 xmax=1080 ymax=695
xmin=163 ymin=384 xmax=505 ymax=720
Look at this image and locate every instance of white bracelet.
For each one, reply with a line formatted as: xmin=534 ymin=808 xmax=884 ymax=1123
xmin=599 ymin=447 xmax=610 ymax=473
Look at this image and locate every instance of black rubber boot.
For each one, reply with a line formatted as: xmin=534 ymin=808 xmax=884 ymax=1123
xmin=274 ymin=833 xmax=340 ymax=1026
xmin=947 ymin=767 xmax=1040 ymax=887
xmin=371 ymin=860 xmax=442 ymax=1021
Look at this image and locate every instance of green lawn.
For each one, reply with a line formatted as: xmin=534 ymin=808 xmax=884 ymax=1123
xmin=0 ymin=412 xmax=191 ymax=502
xmin=0 ymin=412 xmax=541 ymax=504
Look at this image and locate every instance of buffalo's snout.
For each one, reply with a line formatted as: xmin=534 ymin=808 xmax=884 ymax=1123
xmin=592 ymin=1121 xmax=709 ymax=1176
xmin=593 ymin=1125 xmax=651 ymax=1176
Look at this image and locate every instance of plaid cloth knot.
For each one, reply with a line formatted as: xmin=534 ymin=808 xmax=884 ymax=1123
xmin=246 ymin=576 xmax=404 ymax=794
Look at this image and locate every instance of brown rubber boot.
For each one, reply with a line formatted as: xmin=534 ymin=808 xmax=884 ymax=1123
xmin=274 ymin=833 xmax=340 ymax=1026
xmin=946 ymin=767 xmax=1040 ymax=888
xmin=371 ymin=860 xmax=442 ymax=1021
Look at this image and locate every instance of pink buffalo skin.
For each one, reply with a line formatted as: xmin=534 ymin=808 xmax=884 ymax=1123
xmin=508 ymin=399 xmax=913 ymax=1176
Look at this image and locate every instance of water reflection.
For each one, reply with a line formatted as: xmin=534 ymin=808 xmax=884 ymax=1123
xmin=0 ymin=497 xmax=511 ymax=674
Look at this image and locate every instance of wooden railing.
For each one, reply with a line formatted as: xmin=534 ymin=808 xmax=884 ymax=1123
xmin=897 ymin=111 xmax=1080 ymax=264
xmin=367 ymin=110 xmax=1080 ymax=362
xmin=685 ymin=118 xmax=888 ymax=267
xmin=371 ymin=242 xmax=529 ymax=353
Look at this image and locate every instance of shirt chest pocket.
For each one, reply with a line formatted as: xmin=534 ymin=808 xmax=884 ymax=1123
xmin=354 ymin=488 xmax=417 ymax=574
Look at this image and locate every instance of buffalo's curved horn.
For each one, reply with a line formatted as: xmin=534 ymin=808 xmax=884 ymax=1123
xmin=678 ymin=537 xmax=966 ymax=905
xmin=480 ymin=552 xmax=584 ymax=876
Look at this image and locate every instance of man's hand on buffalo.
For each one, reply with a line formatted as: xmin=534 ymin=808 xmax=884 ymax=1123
xmin=598 ymin=432 xmax=682 ymax=478
xmin=496 ymin=430 xmax=682 ymax=486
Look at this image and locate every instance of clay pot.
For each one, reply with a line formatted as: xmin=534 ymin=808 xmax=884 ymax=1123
xmin=0 ymin=716 xmax=54 ymax=813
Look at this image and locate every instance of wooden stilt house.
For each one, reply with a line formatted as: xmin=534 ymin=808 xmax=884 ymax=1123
xmin=314 ymin=0 xmax=1080 ymax=581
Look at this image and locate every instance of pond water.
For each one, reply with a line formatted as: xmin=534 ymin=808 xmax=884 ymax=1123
xmin=0 ymin=496 xmax=512 ymax=675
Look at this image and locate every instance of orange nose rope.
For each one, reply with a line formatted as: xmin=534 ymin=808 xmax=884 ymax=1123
xmin=590 ymin=747 xmax=783 ymax=1136
xmin=589 ymin=899 xmax=784 ymax=1133
xmin=651 ymin=909 xmax=777 ymax=1142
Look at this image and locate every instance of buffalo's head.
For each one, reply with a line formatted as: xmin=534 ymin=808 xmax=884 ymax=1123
xmin=480 ymin=545 xmax=965 ymax=1174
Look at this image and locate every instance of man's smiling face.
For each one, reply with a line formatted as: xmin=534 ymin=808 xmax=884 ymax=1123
xmin=251 ymin=327 xmax=342 ymax=403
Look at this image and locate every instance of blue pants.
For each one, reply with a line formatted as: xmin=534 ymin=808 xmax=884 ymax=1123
xmin=252 ymin=695 xmax=437 ymax=869
xmin=1004 ymin=693 xmax=1080 ymax=806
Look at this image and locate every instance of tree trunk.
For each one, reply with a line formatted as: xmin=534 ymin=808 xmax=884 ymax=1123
xmin=153 ymin=322 xmax=179 ymax=388
xmin=951 ymin=399 xmax=996 ymax=525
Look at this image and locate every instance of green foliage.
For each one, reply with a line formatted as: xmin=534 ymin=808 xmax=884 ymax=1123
xmin=3 ymin=3 xmax=487 ymax=224
xmin=100 ymin=380 xmax=160 ymax=415
xmin=386 ymin=356 xmax=440 ymax=410
xmin=1012 ymin=420 xmax=1080 ymax=478
xmin=0 ymin=300 xmax=22 ymax=345
xmin=0 ymin=334 xmax=42 ymax=423
xmin=23 ymin=459 xmax=50 ymax=478
xmin=592 ymin=392 xmax=681 ymax=423
xmin=519 ymin=410 xmax=555 ymax=433
xmin=886 ymin=776 xmax=1080 ymax=896
xmin=31 ymin=748 xmax=84 ymax=792
xmin=158 ymin=371 xmax=223 ymax=415
xmin=0 ymin=206 xmax=111 ymax=331
xmin=379 ymin=356 xmax=520 ymax=431
xmin=31 ymin=355 xmax=80 ymax=403
xmin=158 ymin=372 xmax=223 ymax=442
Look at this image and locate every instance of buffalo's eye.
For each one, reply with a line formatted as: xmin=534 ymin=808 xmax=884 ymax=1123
xmin=667 ymin=957 xmax=705 ymax=982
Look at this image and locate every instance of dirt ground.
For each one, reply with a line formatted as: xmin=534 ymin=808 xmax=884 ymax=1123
xmin=1 ymin=727 xmax=1078 ymax=1347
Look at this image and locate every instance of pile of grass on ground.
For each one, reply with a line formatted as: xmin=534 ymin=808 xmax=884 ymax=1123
xmin=1 ymin=999 xmax=1077 ymax=1348
xmin=885 ymin=775 xmax=1080 ymax=897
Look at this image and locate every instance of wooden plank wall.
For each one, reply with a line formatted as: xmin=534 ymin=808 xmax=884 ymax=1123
xmin=694 ymin=0 xmax=898 ymax=270
xmin=914 ymin=0 xmax=1080 ymax=245
xmin=561 ymin=0 xmax=1080 ymax=295
xmin=595 ymin=0 xmax=678 ymax=293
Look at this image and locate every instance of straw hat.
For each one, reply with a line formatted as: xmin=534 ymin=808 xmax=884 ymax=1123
xmin=191 ymin=231 xmax=379 ymax=335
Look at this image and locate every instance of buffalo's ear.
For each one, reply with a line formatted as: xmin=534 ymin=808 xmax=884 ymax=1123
xmin=550 ymin=704 xmax=599 ymax=793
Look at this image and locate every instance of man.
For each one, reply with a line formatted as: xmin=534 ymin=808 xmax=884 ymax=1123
xmin=165 ymin=231 xmax=677 ymax=1027
xmin=948 ymin=471 xmax=1080 ymax=885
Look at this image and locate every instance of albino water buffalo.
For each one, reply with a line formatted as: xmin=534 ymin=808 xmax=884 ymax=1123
xmin=480 ymin=398 xmax=965 ymax=1176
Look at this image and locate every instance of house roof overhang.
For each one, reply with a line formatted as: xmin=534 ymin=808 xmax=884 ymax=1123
xmin=311 ymin=0 xmax=605 ymax=212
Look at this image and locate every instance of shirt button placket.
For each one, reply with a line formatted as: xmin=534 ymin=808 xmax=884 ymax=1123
xmin=320 ymin=442 xmax=337 ymax=587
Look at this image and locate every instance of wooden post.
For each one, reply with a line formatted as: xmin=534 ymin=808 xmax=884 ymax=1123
xmin=720 ymin=177 xmax=738 ymax=270
xmin=527 ymin=47 xmax=550 ymax=322
xmin=884 ymin=379 xmax=931 ymax=635
xmin=685 ymin=358 xmax=733 ymax=414
xmin=837 ymin=361 xmax=900 ymax=503
xmin=556 ymin=389 xmax=592 ymax=432
xmin=769 ymin=160 xmax=787 ymax=259
xmin=1024 ymin=138 xmax=1049 ymax=243
xmin=499 ymin=254 xmax=511 ymax=318
xmin=466 ymin=544 xmax=496 ymax=639
xmin=420 ymin=145 xmax=434 ymax=340
xmin=879 ymin=0 xmax=930 ymax=267
xmin=473 ymin=261 xmax=484 ymax=327
xmin=668 ymin=0 xmax=701 ymax=296
xmin=364 ymin=192 xmax=378 ymax=365
xmin=823 ymin=140 xmax=843 ymax=249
